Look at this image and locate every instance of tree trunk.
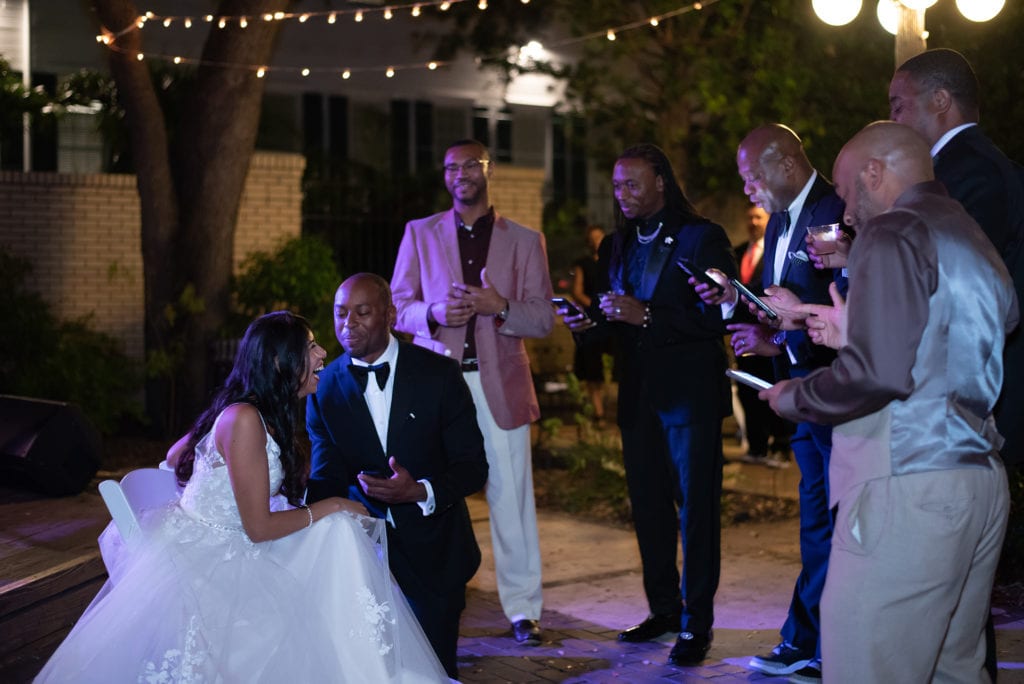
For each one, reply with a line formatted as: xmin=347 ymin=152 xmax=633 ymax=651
xmin=91 ymin=0 xmax=291 ymax=433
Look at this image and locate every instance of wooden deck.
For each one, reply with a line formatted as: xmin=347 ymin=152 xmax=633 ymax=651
xmin=0 ymin=481 xmax=111 ymax=683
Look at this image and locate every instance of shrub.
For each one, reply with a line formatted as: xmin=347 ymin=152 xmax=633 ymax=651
xmin=0 ymin=249 xmax=143 ymax=433
xmin=232 ymin=235 xmax=342 ymax=357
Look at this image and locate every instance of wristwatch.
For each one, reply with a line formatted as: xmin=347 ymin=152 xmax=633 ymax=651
xmin=771 ymin=330 xmax=786 ymax=347
xmin=497 ymin=300 xmax=510 ymax=321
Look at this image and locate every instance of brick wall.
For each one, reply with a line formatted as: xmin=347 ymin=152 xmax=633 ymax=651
xmin=0 ymin=152 xmax=305 ymax=363
xmin=490 ymin=165 xmax=545 ymax=233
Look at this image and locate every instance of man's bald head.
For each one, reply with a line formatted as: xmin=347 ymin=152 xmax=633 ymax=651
xmin=833 ymin=121 xmax=935 ymax=229
xmin=736 ymin=124 xmax=815 ymax=213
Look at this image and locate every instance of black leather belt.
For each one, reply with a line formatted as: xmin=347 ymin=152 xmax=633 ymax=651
xmin=461 ymin=358 xmax=479 ymax=372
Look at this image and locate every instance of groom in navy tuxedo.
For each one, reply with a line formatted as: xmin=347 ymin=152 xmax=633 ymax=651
xmin=306 ymin=273 xmax=488 ymax=678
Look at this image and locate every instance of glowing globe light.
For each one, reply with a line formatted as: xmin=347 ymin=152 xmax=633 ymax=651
xmin=876 ymin=0 xmax=899 ymax=34
xmin=956 ymin=0 xmax=1004 ymax=22
xmin=812 ymin=0 xmax=863 ymax=26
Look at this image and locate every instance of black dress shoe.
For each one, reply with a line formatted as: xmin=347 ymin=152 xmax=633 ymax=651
xmin=512 ymin=619 xmax=541 ymax=645
xmin=667 ymin=630 xmax=712 ymax=666
xmin=617 ymin=613 xmax=680 ymax=642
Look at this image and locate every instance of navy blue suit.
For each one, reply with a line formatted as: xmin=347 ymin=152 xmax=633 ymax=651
xmin=583 ymin=212 xmax=736 ymax=636
xmin=762 ymin=175 xmax=844 ymax=657
xmin=306 ymin=341 xmax=488 ymax=677
xmin=933 ymin=126 xmax=1024 ymax=465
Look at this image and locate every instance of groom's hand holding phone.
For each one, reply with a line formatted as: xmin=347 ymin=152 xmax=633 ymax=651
xmin=357 ymin=457 xmax=428 ymax=503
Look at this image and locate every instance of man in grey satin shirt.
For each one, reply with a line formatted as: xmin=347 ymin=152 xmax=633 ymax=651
xmin=762 ymin=121 xmax=1019 ymax=684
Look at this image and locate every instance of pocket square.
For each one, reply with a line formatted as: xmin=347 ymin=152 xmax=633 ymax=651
xmin=408 ymin=412 xmax=416 ymax=419
xmin=788 ymin=250 xmax=810 ymax=263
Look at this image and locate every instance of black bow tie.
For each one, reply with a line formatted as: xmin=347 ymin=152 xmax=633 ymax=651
xmin=348 ymin=361 xmax=390 ymax=392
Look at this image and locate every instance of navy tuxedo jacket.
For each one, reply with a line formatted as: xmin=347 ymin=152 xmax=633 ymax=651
xmin=761 ymin=175 xmax=845 ymax=376
xmin=587 ymin=216 xmax=737 ymax=429
xmin=306 ymin=341 xmax=488 ymax=595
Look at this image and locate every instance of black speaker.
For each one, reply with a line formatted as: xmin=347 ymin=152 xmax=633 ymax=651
xmin=0 ymin=395 xmax=101 ymax=496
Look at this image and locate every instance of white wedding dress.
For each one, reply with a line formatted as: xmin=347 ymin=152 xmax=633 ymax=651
xmin=35 ymin=409 xmax=450 ymax=683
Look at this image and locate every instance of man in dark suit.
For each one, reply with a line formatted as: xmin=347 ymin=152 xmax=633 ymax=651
xmin=306 ymin=273 xmax=489 ymax=679
xmin=559 ymin=143 xmax=736 ymax=665
xmin=701 ymin=124 xmax=845 ymax=681
xmin=889 ymin=47 xmax=1024 ymax=468
xmin=732 ymin=205 xmax=792 ymax=463
xmin=889 ymin=47 xmax=1024 ymax=682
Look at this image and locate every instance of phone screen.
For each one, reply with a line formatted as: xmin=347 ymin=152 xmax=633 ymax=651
xmin=551 ymin=297 xmax=583 ymax=317
xmin=729 ymin=279 xmax=779 ymax=320
xmin=676 ymin=258 xmax=723 ymax=294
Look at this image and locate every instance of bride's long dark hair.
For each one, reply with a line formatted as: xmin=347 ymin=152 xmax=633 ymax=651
xmin=174 ymin=311 xmax=313 ymax=506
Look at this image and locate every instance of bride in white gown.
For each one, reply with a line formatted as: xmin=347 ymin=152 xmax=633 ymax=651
xmin=35 ymin=311 xmax=450 ymax=683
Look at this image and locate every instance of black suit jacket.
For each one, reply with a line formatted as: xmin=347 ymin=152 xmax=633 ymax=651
xmin=934 ymin=125 xmax=1024 ymax=462
xmin=306 ymin=341 xmax=488 ymax=596
xmin=761 ymin=175 xmax=845 ymax=376
xmin=586 ymin=216 xmax=737 ymax=428
xmin=934 ymin=125 xmax=1024 ymax=276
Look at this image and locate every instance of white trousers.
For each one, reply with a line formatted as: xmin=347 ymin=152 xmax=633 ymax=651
xmin=822 ymin=458 xmax=1008 ymax=683
xmin=463 ymin=371 xmax=543 ymax=622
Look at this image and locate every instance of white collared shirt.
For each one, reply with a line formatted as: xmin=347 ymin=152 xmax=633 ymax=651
xmin=772 ymin=171 xmax=817 ymax=286
xmin=352 ymin=335 xmax=435 ymax=519
xmin=931 ymin=122 xmax=976 ymax=159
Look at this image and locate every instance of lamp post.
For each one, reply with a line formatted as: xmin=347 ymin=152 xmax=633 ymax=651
xmin=811 ymin=0 xmax=1005 ymax=66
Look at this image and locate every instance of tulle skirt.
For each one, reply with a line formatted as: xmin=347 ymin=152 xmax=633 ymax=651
xmin=35 ymin=504 xmax=450 ymax=683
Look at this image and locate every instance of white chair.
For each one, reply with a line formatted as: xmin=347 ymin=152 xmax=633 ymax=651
xmin=98 ymin=468 xmax=181 ymax=546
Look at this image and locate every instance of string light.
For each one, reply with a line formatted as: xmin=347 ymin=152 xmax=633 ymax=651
xmin=101 ymin=1 xmax=721 ymax=80
xmin=137 ymin=0 xmax=487 ymax=28
xmin=239 ymin=16 xmax=248 ymax=28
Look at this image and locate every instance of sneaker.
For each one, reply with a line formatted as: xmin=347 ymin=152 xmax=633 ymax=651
xmin=739 ymin=452 xmax=768 ymax=465
xmin=789 ymin=658 xmax=822 ymax=682
xmin=748 ymin=641 xmax=813 ymax=675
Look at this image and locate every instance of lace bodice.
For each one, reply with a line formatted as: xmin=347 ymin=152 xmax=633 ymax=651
xmin=178 ymin=407 xmax=284 ymax=531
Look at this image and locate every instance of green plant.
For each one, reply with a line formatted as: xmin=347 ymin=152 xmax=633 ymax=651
xmin=0 ymin=249 xmax=143 ymax=433
xmin=232 ymin=235 xmax=342 ymax=357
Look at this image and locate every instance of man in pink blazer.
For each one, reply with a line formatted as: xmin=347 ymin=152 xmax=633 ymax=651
xmin=391 ymin=139 xmax=554 ymax=645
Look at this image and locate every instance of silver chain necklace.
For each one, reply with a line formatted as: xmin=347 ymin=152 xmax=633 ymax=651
xmin=636 ymin=221 xmax=663 ymax=245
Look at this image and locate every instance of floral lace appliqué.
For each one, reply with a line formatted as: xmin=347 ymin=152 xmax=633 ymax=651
xmin=139 ymin=615 xmax=204 ymax=683
xmin=350 ymin=586 xmax=396 ymax=655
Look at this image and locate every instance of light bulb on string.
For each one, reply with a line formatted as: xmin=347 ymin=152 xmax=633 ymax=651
xmin=328 ymin=12 xmax=337 ymax=24
xmin=342 ymin=69 xmax=351 ymax=79
xmin=355 ymin=11 xmax=364 ymax=22
xmin=384 ymin=8 xmax=393 ymax=19
xmin=301 ymin=68 xmax=310 ymax=76
xmin=440 ymin=1 xmax=451 ymax=9
xmin=650 ymin=17 xmax=659 ymax=26
xmin=204 ymin=15 xmax=213 ymax=22
xmin=218 ymin=17 xmax=226 ymax=28
xmin=162 ymin=17 xmax=171 ymax=27
xmin=274 ymin=11 xmax=284 ymax=20
xmin=240 ymin=16 xmax=248 ymax=28
xmin=137 ymin=52 xmax=144 ymax=60
xmin=299 ymin=14 xmax=309 ymax=22
xmin=256 ymin=66 xmax=266 ymax=78
xmin=478 ymin=0 xmax=488 ymax=9
xmin=428 ymin=61 xmax=438 ymax=70
xmin=412 ymin=5 xmax=421 ymax=17
xmin=173 ymin=56 xmax=182 ymax=64
xmin=184 ymin=17 xmax=192 ymax=27
xmin=606 ymin=29 xmax=616 ymax=40
xmin=386 ymin=66 xmax=396 ymax=78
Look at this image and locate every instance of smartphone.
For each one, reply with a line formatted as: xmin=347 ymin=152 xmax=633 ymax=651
xmin=726 ymin=368 xmax=774 ymax=391
xmin=359 ymin=468 xmax=391 ymax=479
xmin=551 ymin=297 xmax=584 ymax=317
xmin=729 ymin=278 xmax=779 ymax=321
xmin=676 ymin=258 xmax=723 ymax=294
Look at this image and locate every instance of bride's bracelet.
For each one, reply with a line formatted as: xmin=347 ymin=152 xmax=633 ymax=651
xmin=301 ymin=503 xmax=313 ymax=528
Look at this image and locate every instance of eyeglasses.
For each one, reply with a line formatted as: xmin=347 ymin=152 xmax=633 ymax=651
xmin=443 ymin=159 xmax=488 ymax=174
